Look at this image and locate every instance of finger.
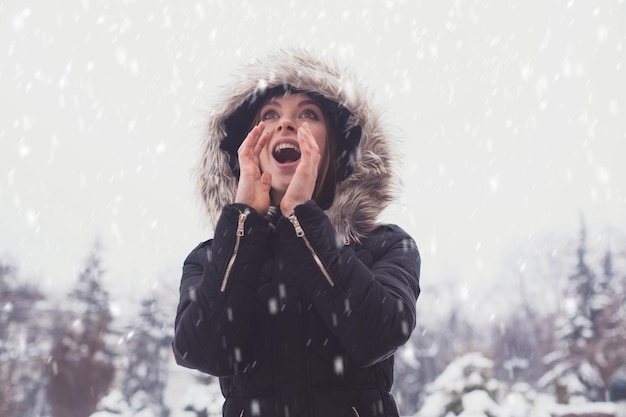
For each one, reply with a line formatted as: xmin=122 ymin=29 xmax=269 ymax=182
xmin=254 ymin=128 xmax=271 ymax=155
xmin=249 ymin=122 xmax=268 ymax=156
xmin=302 ymin=122 xmax=319 ymax=148
xmin=297 ymin=123 xmax=318 ymax=156
xmin=300 ymin=121 xmax=312 ymax=134
xmin=297 ymin=123 xmax=311 ymax=147
xmin=298 ymin=122 xmax=311 ymax=139
xmin=260 ymin=171 xmax=272 ymax=193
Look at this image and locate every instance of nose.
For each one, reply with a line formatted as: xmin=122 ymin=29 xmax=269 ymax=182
xmin=276 ymin=115 xmax=297 ymax=133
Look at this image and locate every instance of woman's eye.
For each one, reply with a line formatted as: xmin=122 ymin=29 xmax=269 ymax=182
xmin=262 ymin=110 xmax=279 ymax=120
xmin=300 ymin=110 xmax=318 ymax=119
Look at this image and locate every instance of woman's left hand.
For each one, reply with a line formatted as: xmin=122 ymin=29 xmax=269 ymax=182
xmin=235 ymin=121 xmax=272 ymax=215
xmin=280 ymin=122 xmax=321 ymax=216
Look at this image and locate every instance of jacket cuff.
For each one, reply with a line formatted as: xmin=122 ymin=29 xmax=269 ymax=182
xmin=199 ymin=203 xmax=271 ymax=296
xmin=216 ymin=203 xmax=272 ymax=264
xmin=276 ymin=200 xmax=345 ymax=294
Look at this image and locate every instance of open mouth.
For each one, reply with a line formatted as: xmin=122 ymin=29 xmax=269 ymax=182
xmin=273 ymin=143 xmax=301 ymax=164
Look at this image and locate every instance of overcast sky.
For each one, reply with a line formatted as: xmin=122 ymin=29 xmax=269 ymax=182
xmin=1 ymin=0 xmax=625 ymax=322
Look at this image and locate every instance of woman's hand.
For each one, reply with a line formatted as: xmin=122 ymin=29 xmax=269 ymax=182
xmin=280 ymin=122 xmax=321 ymax=216
xmin=235 ymin=121 xmax=272 ymax=215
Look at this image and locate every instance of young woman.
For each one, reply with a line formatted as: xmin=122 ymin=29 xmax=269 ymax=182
xmin=173 ymin=49 xmax=421 ymax=417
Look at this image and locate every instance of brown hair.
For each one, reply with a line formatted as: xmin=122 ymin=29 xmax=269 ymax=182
xmin=313 ymin=103 xmax=337 ymax=210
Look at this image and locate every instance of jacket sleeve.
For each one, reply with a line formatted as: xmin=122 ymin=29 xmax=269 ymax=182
xmin=172 ymin=204 xmax=271 ymax=376
xmin=277 ymin=200 xmax=421 ymax=368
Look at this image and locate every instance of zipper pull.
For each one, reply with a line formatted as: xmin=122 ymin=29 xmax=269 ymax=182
xmin=288 ymin=213 xmax=305 ymax=237
xmin=220 ymin=210 xmax=250 ymax=293
xmin=237 ymin=210 xmax=249 ymax=236
xmin=287 ymin=212 xmax=335 ymax=287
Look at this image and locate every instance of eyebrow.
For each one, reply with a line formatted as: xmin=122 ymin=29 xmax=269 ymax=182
xmin=298 ymin=99 xmax=322 ymax=108
xmin=264 ymin=97 xmax=322 ymax=108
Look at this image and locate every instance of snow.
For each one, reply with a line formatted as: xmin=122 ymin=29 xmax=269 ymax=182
xmin=418 ymin=393 xmax=452 ymax=417
xmin=500 ymin=391 xmax=533 ymax=417
xmin=2 ymin=1 xmax=626 ymax=416
xmin=418 ymin=353 xmax=504 ymax=417
xmin=459 ymin=390 xmax=501 ymax=416
xmin=549 ymin=402 xmax=617 ymax=417
xmin=428 ymin=353 xmax=494 ymax=393
xmin=164 ymin=357 xmax=224 ymax=416
xmin=415 ymin=352 xmax=621 ymax=417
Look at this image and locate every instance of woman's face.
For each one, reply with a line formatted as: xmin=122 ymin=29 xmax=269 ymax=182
xmin=257 ymin=93 xmax=328 ymax=203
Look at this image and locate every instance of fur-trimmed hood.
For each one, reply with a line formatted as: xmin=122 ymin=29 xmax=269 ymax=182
xmin=196 ymin=48 xmax=399 ymax=243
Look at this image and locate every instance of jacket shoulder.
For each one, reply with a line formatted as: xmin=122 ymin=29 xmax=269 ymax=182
xmin=358 ymin=224 xmax=420 ymax=269
xmin=361 ymin=224 xmax=417 ymax=248
xmin=183 ymin=239 xmax=213 ymax=266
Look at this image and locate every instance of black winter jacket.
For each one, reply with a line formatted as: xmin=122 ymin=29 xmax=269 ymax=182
xmin=173 ymin=200 xmax=420 ymax=417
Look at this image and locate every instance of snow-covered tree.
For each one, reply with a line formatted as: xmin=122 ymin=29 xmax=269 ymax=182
xmin=394 ymin=333 xmax=428 ymax=415
xmin=487 ymin=231 xmax=579 ymax=388
xmin=0 ymin=260 xmax=21 ymax=417
xmin=417 ymin=352 xmax=507 ymax=417
xmin=0 ymin=260 xmax=50 ymax=417
xmin=118 ymin=297 xmax=172 ymax=417
xmin=490 ymin=304 xmax=556 ymax=386
xmin=541 ymin=221 xmax=626 ymax=403
xmin=416 ymin=353 xmax=568 ymax=417
xmin=48 ymin=242 xmax=116 ymax=417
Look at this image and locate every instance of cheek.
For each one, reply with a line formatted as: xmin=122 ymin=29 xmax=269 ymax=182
xmin=258 ymin=150 xmax=270 ymax=171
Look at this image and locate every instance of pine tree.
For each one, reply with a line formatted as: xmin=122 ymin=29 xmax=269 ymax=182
xmin=120 ymin=297 xmax=172 ymax=417
xmin=47 ymin=242 xmax=116 ymax=417
xmin=594 ymin=250 xmax=626 ymax=394
xmin=491 ymin=305 xmax=555 ymax=386
xmin=0 ymin=261 xmax=19 ymax=417
xmin=541 ymin=220 xmax=626 ymax=403
xmin=0 ymin=260 xmax=49 ymax=417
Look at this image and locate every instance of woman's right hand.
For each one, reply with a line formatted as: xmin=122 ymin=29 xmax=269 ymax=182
xmin=235 ymin=121 xmax=272 ymax=215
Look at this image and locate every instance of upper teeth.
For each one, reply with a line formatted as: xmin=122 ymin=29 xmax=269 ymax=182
xmin=274 ymin=143 xmax=300 ymax=154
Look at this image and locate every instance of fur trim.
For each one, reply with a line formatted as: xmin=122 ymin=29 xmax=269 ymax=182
xmin=196 ymin=48 xmax=399 ymax=243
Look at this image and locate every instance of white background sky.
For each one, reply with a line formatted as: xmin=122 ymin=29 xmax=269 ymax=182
xmin=1 ymin=0 xmax=625 ymax=323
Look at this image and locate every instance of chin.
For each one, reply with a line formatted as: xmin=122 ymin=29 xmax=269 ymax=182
xmin=272 ymin=177 xmax=293 ymax=191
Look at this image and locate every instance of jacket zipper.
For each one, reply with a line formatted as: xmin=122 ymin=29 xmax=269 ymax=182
xmin=352 ymin=406 xmax=360 ymax=417
xmin=220 ymin=210 xmax=249 ymax=292
xmin=287 ymin=213 xmax=335 ymax=287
